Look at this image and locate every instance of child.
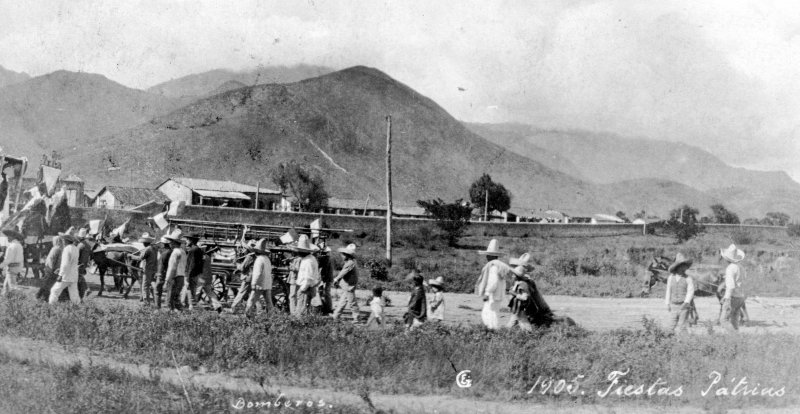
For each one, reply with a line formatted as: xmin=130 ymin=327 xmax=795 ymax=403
xmin=366 ymin=286 xmax=388 ymax=327
xmin=404 ymin=271 xmax=427 ymax=330
xmin=427 ymin=277 xmax=445 ymax=323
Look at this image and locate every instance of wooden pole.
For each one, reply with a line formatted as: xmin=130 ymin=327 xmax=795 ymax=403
xmin=484 ymin=188 xmax=488 ymax=222
xmin=363 ymin=194 xmax=370 ymax=216
xmin=385 ymin=115 xmax=392 ymax=266
xmin=255 ymin=182 xmax=260 ymax=210
xmin=12 ymin=159 xmax=26 ymax=213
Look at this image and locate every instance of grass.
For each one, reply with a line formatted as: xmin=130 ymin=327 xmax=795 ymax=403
xmin=343 ymin=228 xmax=800 ymax=297
xmin=1 ymin=292 xmax=798 ymax=411
xmin=0 ymin=353 xmax=364 ymax=414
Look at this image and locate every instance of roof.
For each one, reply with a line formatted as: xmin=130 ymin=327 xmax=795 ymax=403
xmin=194 ymin=189 xmax=250 ymax=200
xmin=593 ymin=213 xmax=625 ymax=223
xmin=98 ymin=186 xmax=169 ymax=206
xmin=162 ymin=177 xmax=281 ymax=195
xmin=62 ymin=173 xmax=83 ymax=182
xmin=326 ymin=198 xmax=427 ymax=216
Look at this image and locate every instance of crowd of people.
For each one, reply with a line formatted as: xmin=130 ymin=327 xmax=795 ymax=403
xmin=0 ymin=226 xmax=750 ymax=333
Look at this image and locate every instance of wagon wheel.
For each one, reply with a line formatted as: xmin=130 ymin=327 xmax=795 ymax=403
xmin=211 ymin=273 xmax=227 ymax=302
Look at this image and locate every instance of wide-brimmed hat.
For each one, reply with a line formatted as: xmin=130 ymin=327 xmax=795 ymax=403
xmin=720 ymin=244 xmax=745 ymax=263
xmin=58 ymin=226 xmax=79 ymax=243
xmin=293 ymin=234 xmax=315 ymax=253
xmin=337 ymin=243 xmax=357 ymax=257
xmin=509 ymin=253 xmax=532 ymax=267
xmin=183 ymin=232 xmax=201 ymax=241
xmin=1 ymin=229 xmax=24 ymax=242
xmin=163 ymin=229 xmax=184 ymax=244
xmin=428 ymin=276 xmax=445 ymax=290
xmin=478 ymin=239 xmax=506 ymax=256
xmin=158 ymin=236 xmax=170 ymax=245
xmin=668 ymin=253 xmax=693 ymax=273
xmin=138 ymin=232 xmax=155 ymax=243
xmin=246 ymin=238 xmax=270 ymax=255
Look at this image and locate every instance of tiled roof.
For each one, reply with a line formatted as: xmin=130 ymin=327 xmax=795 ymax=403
xmin=165 ymin=177 xmax=281 ymax=194
xmin=99 ymin=186 xmax=169 ymax=206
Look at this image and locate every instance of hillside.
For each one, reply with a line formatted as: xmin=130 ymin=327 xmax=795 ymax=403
xmin=0 ymin=65 xmax=29 ymax=88
xmin=62 ymin=66 xmax=619 ymax=212
xmin=0 ymin=71 xmax=180 ymax=162
xmin=470 ymin=123 xmax=800 ymax=218
xmin=146 ymin=65 xmax=335 ymax=100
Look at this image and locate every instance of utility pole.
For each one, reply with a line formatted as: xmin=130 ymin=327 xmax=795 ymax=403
xmin=484 ymin=188 xmax=489 ymax=222
xmin=254 ymin=182 xmax=260 ymax=210
xmin=385 ymin=116 xmax=392 ymax=266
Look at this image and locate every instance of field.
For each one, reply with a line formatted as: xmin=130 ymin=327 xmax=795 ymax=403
xmin=2 ymin=228 xmax=800 ymax=413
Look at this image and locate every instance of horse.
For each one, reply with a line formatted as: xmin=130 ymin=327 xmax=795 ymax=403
xmin=91 ymin=244 xmax=133 ymax=295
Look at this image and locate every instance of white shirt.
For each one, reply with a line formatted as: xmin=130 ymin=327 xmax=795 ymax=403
xmin=724 ymin=263 xmax=745 ymax=298
xmin=484 ymin=262 xmax=507 ymax=303
xmin=370 ymin=296 xmax=384 ymax=317
xmin=0 ymin=240 xmax=24 ymax=273
xmin=428 ymin=291 xmax=445 ymax=321
xmin=59 ymin=244 xmax=80 ymax=283
xmin=296 ymin=254 xmax=319 ymax=291
xmin=251 ymin=255 xmax=273 ymax=290
xmin=166 ymin=247 xmax=187 ymax=282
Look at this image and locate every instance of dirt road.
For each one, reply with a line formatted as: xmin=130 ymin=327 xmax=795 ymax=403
xmin=28 ymin=273 xmax=800 ymax=335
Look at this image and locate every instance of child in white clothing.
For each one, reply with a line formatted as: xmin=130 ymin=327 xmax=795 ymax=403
xmin=366 ymin=287 xmax=389 ymax=327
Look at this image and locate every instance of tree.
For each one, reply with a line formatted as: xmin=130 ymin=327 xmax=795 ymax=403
xmin=417 ymin=198 xmax=472 ymax=246
xmin=615 ymin=211 xmax=629 ymax=223
xmin=710 ymin=204 xmax=740 ymax=224
xmin=763 ymin=212 xmax=790 ymax=226
xmin=468 ymin=173 xmax=512 ymax=215
xmin=270 ymin=160 xmax=329 ymax=212
xmin=633 ymin=210 xmax=646 ymax=220
xmin=665 ymin=204 xmax=703 ymax=243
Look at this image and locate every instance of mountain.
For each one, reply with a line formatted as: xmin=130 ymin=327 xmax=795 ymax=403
xmin=0 ymin=65 xmax=30 ymax=88
xmin=62 ymin=66 xmax=622 ymax=212
xmin=0 ymin=71 xmax=180 ymax=162
xmin=469 ymin=123 xmax=800 ymax=219
xmin=146 ymin=65 xmax=335 ymax=100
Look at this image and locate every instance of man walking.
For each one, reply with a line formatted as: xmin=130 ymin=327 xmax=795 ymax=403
xmin=48 ymin=227 xmax=81 ymax=304
xmin=474 ymin=239 xmax=511 ymax=330
xmin=181 ymin=233 xmax=203 ymax=310
xmin=719 ymin=244 xmax=746 ymax=330
xmin=293 ymin=235 xmax=319 ymax=316
xmin=163 ymin=230 xmax=186 ymax=311
xmin=245 ymin=239 xmax=273 ymax=317
xmin=1 ymin=229 xmax=25 ymax=295
xmin=331 ymin=243 xmax=359 ymax=322
xmin=131 ymin=233 xmax=157 ymax=304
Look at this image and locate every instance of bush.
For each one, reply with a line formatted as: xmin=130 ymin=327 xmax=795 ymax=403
xmin=362 ymin=258 xmax=389 ymax=281
xmin=787 ymin=223 xmax=800 ymax=238
xmin=730 ymin=228 xmax=758 ymax=245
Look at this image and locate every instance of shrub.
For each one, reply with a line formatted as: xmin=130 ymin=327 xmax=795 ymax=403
xmin=362 ymin=258 xmax=389 ymax=281
xmin=787 ymin=223 xmax=800 ymax=238
xmin=730 ymin=228 xmax=758 ymax=245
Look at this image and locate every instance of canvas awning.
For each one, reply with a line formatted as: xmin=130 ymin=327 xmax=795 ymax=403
xmin=194 ymin=189 xmax=250 ymax=200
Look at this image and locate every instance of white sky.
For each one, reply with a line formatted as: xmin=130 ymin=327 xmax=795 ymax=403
xmin=2 ymin=0 xmax=799 ymax=179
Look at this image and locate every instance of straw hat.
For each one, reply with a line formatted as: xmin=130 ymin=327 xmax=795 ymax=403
xmin=720 ymin=244 xmax=745 ymax=263
xmin=58 ymin=226 xmax=79 ymax=243
xmin=293 ymin=234 xmax=315 ymax=253
xmin=478 ymin=239 xmax=506 ymax=256
xmin=337 ymin=243 xmax=357 ymax=257
xmin=163 ymin=229 xmax=184 ymax=244
xmin=428 ymin=276 xmax=445 ymax=290
xmin=158 ymin=236 xmax=170 ymax=245
xmin=1 ymin=229 xmax=24 ymax=242
xmin=138 ymin=232 xmax=155 ymax=243
xmin=668 ymin=253 xmax=693 ymax=273
xmin=509 ymin=253 xmax=531 ymax=267
xmin=246 ymin=238 xmax=270 ymax=255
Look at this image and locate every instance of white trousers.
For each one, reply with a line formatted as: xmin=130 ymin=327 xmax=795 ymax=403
xmin=49 ymin=281 xmax=80 ymax=304
xmin=2 ymin=270 xmax=21 ymax=294
xmin=481 ymin=300 xmax=501 ymax=329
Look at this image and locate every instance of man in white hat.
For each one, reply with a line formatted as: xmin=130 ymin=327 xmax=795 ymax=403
xmin=1 ymin=229 xmax=25 ymax=295
xmin=245 ymin=238 xmax=273 ymax=317
xmin=719 ymin=244 xmax=746 ymax=330
xmin=163 ymin=230 xmax=187 ymax=311
xmin=474 ymin=239 xmax=511 ymax=329
xmin=230 ymin=239 xmax=258 ymax=314
xmin=664 ymin=253 xmax=695 ymax=334
xmin=48 ymin=227 xmax=81 ymax=304
xmin=331 ymin=243 xmax=359 ymax=322
xmin=294 ymin=235 xmax=319 ymax=316
xmin=130 ymin=233 xmax=157 ymax=303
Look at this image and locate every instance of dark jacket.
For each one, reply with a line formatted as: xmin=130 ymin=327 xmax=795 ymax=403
xmin=405 ymin=285 xmax=427 ymax=323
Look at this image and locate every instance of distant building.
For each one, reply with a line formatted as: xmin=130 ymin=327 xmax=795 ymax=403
xmin=94 ymin=186 xmax=170 ymax=210
xmin=591 ymin=213 xmax=626 ymax=224
xmin=324 ymin=197 xmax=428 ymax=218
xmin=157 ymin=177 xmax=284 ymax=210
xmin=20 ymin=173 xmax=85 ymax=207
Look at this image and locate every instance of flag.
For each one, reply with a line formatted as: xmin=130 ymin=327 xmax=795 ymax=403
xmin=310 ymin=219 xmax=321 ymax=239
xmin=89 ymin=219 xmax=104 ymax=235
xmin=40 ymin=165 xmax=61 ymax=196
xmin=110 ymin=218 xmax=130 ymax=238
xmin=151 ymin=212 xmax=169 ymax=230
xmin=279 ymin=229 xmax=298 ymax=245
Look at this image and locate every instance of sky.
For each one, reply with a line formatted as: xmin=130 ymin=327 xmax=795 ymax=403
xmin=1 ymin=0 xmax=799 ymax=180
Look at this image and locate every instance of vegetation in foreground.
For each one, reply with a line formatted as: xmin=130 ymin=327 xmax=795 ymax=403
xmin=0 ymin=353 xmax=363 ymax=414
xmin=0 ymin=293 xmax=797 ymax=411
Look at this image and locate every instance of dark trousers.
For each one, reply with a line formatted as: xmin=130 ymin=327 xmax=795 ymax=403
xmin=153 ymin=274 xmax=165 ymax=308
xmin=166 ymin=276 xmax=184 ymax=310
